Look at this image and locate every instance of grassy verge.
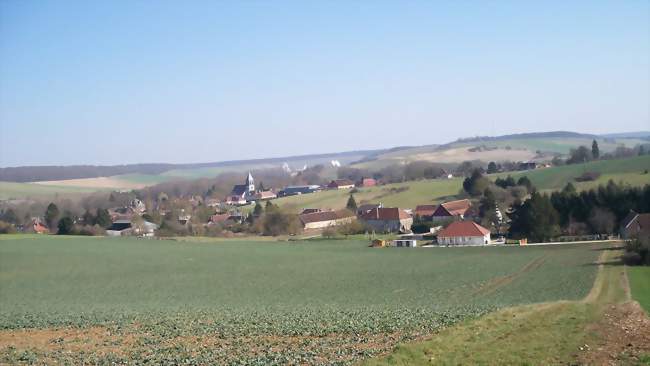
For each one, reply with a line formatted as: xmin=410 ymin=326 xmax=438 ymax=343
xmin=628 ymin=266 xmax=650 ymax=314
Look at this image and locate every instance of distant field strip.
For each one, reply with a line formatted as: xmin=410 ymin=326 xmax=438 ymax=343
xmin=0 ymin=236 xmax=604 ymax=365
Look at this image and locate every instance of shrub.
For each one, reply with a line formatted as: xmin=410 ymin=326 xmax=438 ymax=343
xmin=0 ymin=220 xmax=16 ymax=234
xmin=575 ymin=171 xmax=601 ymax=182
xmin=624 ymin=238 xmax=650 ymax=265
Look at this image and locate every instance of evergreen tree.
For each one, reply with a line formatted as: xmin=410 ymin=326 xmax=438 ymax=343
xmin=517 ymin=176 xmax=534 ymax=193
xmin=486 ymin=161 xmax=498 ymax=174
xmin=561 ymin=182 xmax=577 ymax=195
xmin=95 ymin=208 xmax=112 ymax=228
xmin=57 ymin=217 xmax=74 ymax=235
xmin=508 ymin=192 xmax=560 ymax=242
xmin=253 ymin=201 xmax=264 ymax=217
xmin=346 ymin=194 xmax=358 ymax=211
xmin=462 ymin=169 xmax=489 ymax=196
xmin=44 ymin=203 xmax=60 ymax=230
xmin=592 ymin=140 xmax=600 ymax=160
xmin=82 ymin=210 xmax=96 ymax=226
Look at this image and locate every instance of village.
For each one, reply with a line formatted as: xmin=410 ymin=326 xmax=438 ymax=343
xmin=15 ymin=165 xmax=639 ymax=249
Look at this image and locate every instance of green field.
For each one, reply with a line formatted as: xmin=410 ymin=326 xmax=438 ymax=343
xmin=497 ymin=155 xmax=650 ymax=191
xmin=0 ymin=236 xmax=603 ymax=364
xmin=0 ymin=181 xmax=101 ymax=200
xmin=628 ymin=266 xmax=650 ymax=314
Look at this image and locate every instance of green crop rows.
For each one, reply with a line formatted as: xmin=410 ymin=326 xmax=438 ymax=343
xmin=0 ymin=236 xmax=602 ymax=364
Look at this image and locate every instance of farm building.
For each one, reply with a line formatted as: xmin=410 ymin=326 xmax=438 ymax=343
xmin=431 ymin=199 xmax=473 ymax=222
xmin=278 ymin=185 xmax=321 ymax=197
xmin=437 ymin=221 xmax=491 ymax=246
xmin=106 ymin=219 xmax=158 ymax=237
xmin=357 ymin=178 xmax=377 ymax=187
xmin=327 ymin=179 xmax=355 ymax=190
xmin=357 ymin=203 xmax=382 ymax=216
xmin=299 ymin=209 xmax=356 ymax=230
xmin=359 ymin=207 xmax=413 ymax=233
xmin=369 ymin=239 xmax=387 ymax=247
xmin=620 ymin=211 xmax=650 ymax=240
xmin=300 ymin=208 xmax=322 ymax=215
xmin=414 ymin=204 xmax=437 ymax=220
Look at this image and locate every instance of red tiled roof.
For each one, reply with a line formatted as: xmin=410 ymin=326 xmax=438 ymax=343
xmin=415 ymin=205 xmax=437 ymax=216
xmin=360 ymin=207 xmax=410 ymax=221
xmin=33 ymin=221 xmax=49 ymax=234
xmin=434 ymin=199 xmax=472 ymax=217
xmin=438 ymin=221 xmax=490 ymax=238
xmin=209 ymin=214 xmax=230 ymax=223
xmin=300 ymin=209 xmax=355 ymax=224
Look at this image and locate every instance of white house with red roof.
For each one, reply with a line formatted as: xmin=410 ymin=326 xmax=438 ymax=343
xmin=437 ymin=221 xmax=491 ymax=246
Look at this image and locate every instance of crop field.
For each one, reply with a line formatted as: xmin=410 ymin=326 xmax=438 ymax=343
xmin=0 ymin=235 xmax=604 ymax=364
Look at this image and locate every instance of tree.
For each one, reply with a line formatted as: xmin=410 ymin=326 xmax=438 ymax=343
xmin=462 ymin=169 xmax=489 ymax=197
xmin=82 ymin=210 xmax=96 ymax=226
xmin=566 ymin=146 xmax=592 ymax=164
xmin=479 ymin=188 xmax=497 ymax=218
xmin=639 ymin=145 xmax=646 ymax=156
xmin=561 ymin=182 xmax=577 ymax=195
xmin=346 ymin=194 xmax=358 ymax=211
xmin=57 ymin=217 xmax=74 ymax=235
xmin=253 ymin=202 xmax=264 ymax=217
xmin=588 ymin=208 xmax=615 ymax=234
xmin=44 ymin=203 xmax=60 ymax=230
xmin=517 ymin=176 xmax=533 ymax=193
xmin=487 ymin=161 xmax=498 ymax=174
xmin=95 ymin=208 xmax=112 ymax=228
xmin=508 ymin=192 xmax=561 ymax=242
xmin=592 ymin=140 xmax=600 ymax=160
xmin=0 ymin=209 xmax=18 ymax=224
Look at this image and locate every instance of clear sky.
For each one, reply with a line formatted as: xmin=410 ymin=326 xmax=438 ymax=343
xmin=1 ymin=0 xmax=648 ymax=167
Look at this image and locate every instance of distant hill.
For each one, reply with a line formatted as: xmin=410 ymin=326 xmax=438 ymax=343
xmin=0 ymin=150 xmax=382 ymax=183
xmin=1 ymin=130 xmax=647 ymax=184
xmin=599 ymin=131 xmax=650 ymax=139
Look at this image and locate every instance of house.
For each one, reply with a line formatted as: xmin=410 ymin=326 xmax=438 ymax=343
xmin=620 ymin=211 xmax=650 ymax=240
xmin=106 ymin=219 xmax=158 ymax=237
xmin=357 ymin=203 xmax=382 ymax=216
xmin=359 ymin=207 xmax=413 ymax=233
xmin=357 ymin=178 xmax=377 ymax=187
xmin=208 ymin=213 xmax=231 ymax=225
xmin=327 ymin=179 xmax=355 ymax=190
xmin=431 ymin=199 xmax=472 ymax=222
xmin=299 ymin=209 xmax=356 ymax=230
xmin=254 ymin=191 xmax=277 ymax=201
xmin=437 ymin=221 xmax=491 ymax=246
xmin=228 ymin=172 xmax=256 ymax=204
xmin=129 ymin=198 xmax=146 ymax=214
xmin=414 ymin=205 xmax=437 ymax=220
xmin=278 ymin=185 xmax=321 ymax=197
xmin=26 ymin=219 xmax=49 ymax=234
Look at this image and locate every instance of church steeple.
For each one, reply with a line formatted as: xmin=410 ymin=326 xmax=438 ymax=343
xmin=246 ymin=172 xmax=255 ymax=193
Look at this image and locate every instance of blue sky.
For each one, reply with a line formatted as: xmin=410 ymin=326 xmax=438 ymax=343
xmin=1 ymin=0 xmax=648 ymax=167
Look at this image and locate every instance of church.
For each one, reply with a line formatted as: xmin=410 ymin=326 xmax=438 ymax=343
xmin=226 ymin=172 xmax=256 ymax=205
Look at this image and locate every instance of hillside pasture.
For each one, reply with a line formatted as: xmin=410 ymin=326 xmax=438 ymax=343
xmin=0 ymin=236 xmax=602 ymax=364
xmin=494 ymin=155 xmax=650 ymax=191
xmin=356 ymin=136 xmax=647 ymax=170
